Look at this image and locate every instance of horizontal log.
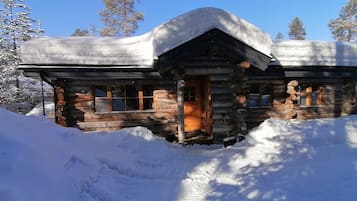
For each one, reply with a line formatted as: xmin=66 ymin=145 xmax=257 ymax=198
xmin=212 ymin=107 xmax=234 ymax=114
xmin=212 ymin=101 xmax=233 ymax=108
xmin=210 ymin=74 xmax=231 ymax=81
xmin=70 ymin=110 xmax=177 ymax=122
xmin=211 ymin=88 xmax=231 ymax=95
xmin=78 ymin=120 xmax=178 ymax=130
xmin=185 ymin=67 xmax=233 ymax=75
xmin=212 ymin=125 xmax=234 ymax=133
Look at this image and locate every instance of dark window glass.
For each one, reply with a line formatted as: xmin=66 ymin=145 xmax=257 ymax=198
xmin=126 ymin=98 xmax=139 ymax=110
xmin=184 ymin=87 xmax=195 ymax=102
xmin=112 ymin=98 xmax=125 ymax=111
xmin=143 ymin=85 xmax=153 ymax=96
xmin=143 ymin=98 xmax=153 ymax=110
xmin=261 ymin=95 xmax=271 ymax=107
xmin=126 ymin=85 xmax=138 ymax=97
xmin=95 ymin=86 xmax=107 ymax=97
xmin=247 ymin=94 xmax=259 ymax=107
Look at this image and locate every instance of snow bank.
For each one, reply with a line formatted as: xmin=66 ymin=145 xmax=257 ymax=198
xmin=26 ymin=101 xmax=54 ymax=117
xmin=1 ymin=108 xmax=357 ymax=201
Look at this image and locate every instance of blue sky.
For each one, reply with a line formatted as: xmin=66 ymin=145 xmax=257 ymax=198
xmin=25 ymin=0 xmax=347 ymax=41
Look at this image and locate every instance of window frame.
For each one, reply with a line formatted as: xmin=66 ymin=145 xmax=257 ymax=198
xmin=93 ymin=84 xmax=155 ymax=113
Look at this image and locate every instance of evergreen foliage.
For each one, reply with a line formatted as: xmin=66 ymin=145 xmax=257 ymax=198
xmin=288 ymin=17 xmax=306 ymax=40
xmin=328 ymin=0 xmax=357 ymax=42
xmin=100 ymin=0 xmax=143 ymax=37
xmin=0 ymin=0 xmax=43 ymax=112
xmin=71 ymin=28 xmax=90 ymax=36
xmin=275 ymin=32 xmax=284 ymax=40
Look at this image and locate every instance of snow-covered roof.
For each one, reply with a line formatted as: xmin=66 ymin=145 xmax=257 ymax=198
xmin=271 ymin=40 xmax=357 ymax=67
xmin=20 ymin=7 xmax=272 ymax=68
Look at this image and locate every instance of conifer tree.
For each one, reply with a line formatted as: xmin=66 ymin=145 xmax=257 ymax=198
xmin=0 ymin=0 xmax=42 ymax=111
xmin=288 ymin=17 xmax=306 ymax=40
xmin=71 ymin=28 xmax=90 ymax=36
xmin=328 ymin=0 xmax=357 ymax=42
xmin=100 ymin=0 xmax=143 ymax=37
xmin=275 ymin=32 xmax=284 ymax=40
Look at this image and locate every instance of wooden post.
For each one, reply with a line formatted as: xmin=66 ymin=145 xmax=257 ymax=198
xmin=176 ymin=75 xmax=185 ymax=144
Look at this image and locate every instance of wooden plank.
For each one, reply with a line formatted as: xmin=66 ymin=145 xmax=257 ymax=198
xmin=212 ymin=124 xmax=234 ymax=133
xmin=212 ymin=101 xmax=233 ymax=108
xmin=185 ymin=67 xmax=233 ymax=75
xmin=210 ymin=74 xmax=231 ymax=81
xmin=211 ymin=87 xmax=231 ymax=95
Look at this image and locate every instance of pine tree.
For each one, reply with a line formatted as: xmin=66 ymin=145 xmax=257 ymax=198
xmin=71 ymin=28 xmax=90 ymax=36
xmin=328 ymin=0 xmax=357 ymax=42
xmin=288 ymin=17 xmax=306 ymax=40
xmin=0 ymin=0 xmax=42 ymax=112
xmin=275 ymin=32 xmax=284 ymax=40
xmin=100 ymin=0 xmax=144 ymax=37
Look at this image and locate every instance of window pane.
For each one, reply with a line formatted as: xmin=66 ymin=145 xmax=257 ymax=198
xmin=143 ymin=98 xmax=153 ymax=110
xmin=248 ymin=94 xmax=259 ymax=107
xmin=143 ymin=85 xmax=153 ymax=96
xmin=112 ymin=98 xmax=125 ymax=111
xmin=300 ymin=95 xmax=306 ymax=105
xmin=95 ymin=98 xmax=108 ymax=112
xmin=126 ymin=98 xmax=139 ymax=110
xmin=261 ymin=95 xmax=271 ymax=107
xmin=126 ymin=85 xmax=138 ymax=97
xmin=95 ymin=86 xmax=107 ymax=97
xmin=112 ymin=86 xmax=125 ymax=97
xmin=184 ymin=87 xmax=195 ymax=102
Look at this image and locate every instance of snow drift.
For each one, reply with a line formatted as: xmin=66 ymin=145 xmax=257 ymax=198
xmin=1 ymin=108 xmax=357 ymax=201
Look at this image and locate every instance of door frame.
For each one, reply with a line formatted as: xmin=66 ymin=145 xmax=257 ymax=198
xmin=183 ymin=76 xmax=212 ymax=136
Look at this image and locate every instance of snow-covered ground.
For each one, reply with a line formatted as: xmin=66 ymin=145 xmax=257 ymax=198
xmin=1 ymin=108 xmax=357 ymax=201
xmin=26 ymin=101 xmax=54 ymax=117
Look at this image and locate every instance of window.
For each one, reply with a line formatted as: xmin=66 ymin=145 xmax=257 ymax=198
xmin=94 ymin=84 xmax=154 ymax=113
xmin=247 ymin=83 xmax=272 ymax=107
xmin=184 ymin=87 xmax=196 ymax=102
xmin=299 ymin=84 xmax=323 ymax=106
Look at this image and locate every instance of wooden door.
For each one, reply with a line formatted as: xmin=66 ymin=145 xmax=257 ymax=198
xmin=184 ymin=78 xmax=211 ymax=133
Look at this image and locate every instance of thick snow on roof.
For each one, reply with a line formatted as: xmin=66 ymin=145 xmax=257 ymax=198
xmin=272 ymin=40 xmax=357 ymax=67
xmin=151 ymin=7 xmax=272 ymax=58
xmin=20 ymin=7 xmax=272 ymax=67
xmin=20 ymin=33 xmax=154 ymax=66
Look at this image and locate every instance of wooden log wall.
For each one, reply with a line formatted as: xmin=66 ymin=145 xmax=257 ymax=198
xmin=56 ymin=79 xmax=178 ymax=137
xmin=341 ymin=80 xmax=356 ymax=115
xmin=262 ymin=78 xmax=351 ymax=121
xmin=243 ymin=77 xmax=357 ymax=127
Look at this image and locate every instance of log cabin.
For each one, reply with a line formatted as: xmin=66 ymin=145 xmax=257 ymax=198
xmin=19 ymin=7 xmax=357 ymax=144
